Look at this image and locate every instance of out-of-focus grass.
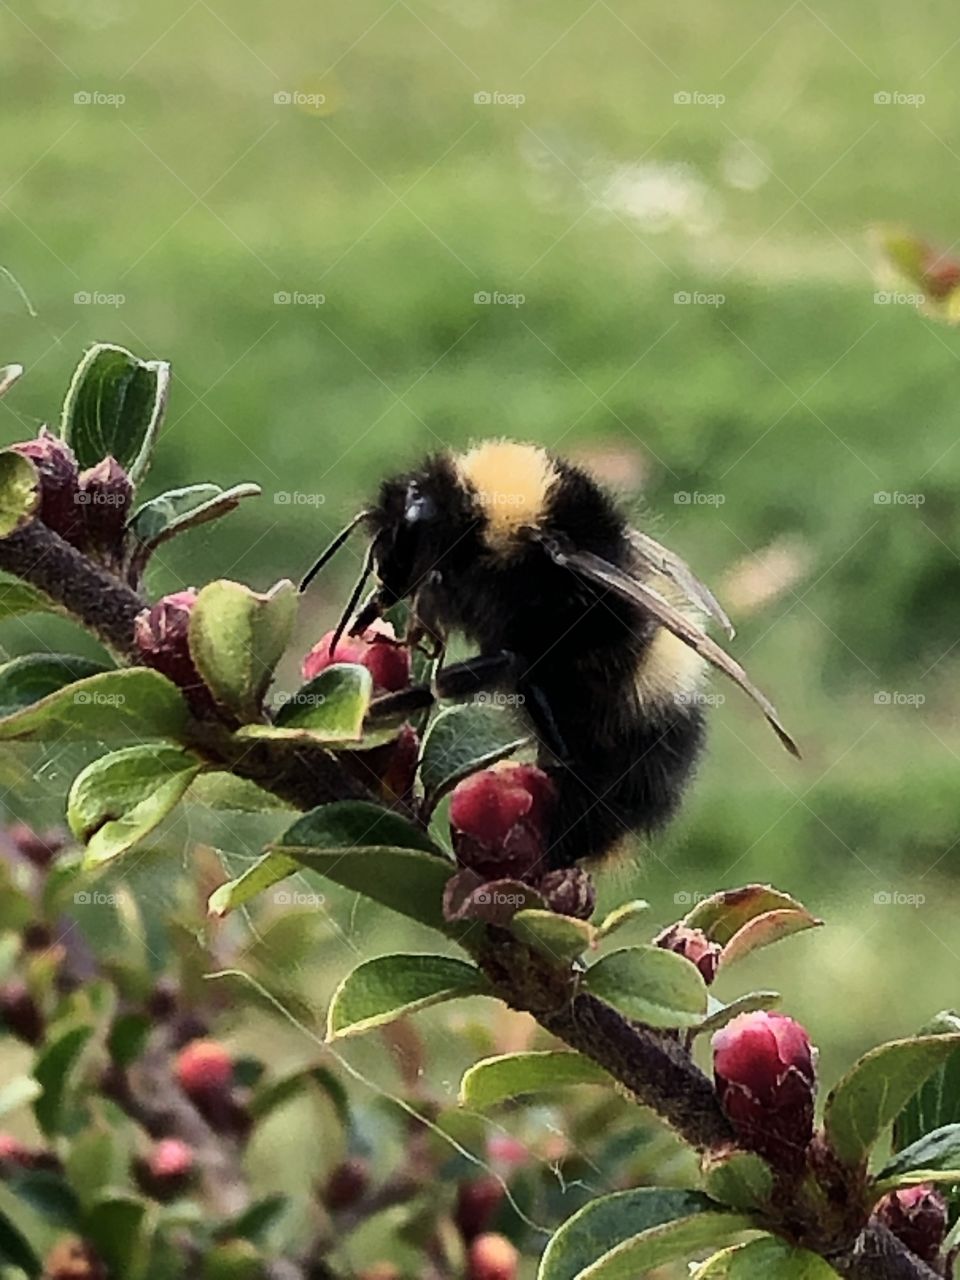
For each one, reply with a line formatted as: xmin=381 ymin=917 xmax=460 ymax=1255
xmin=1 ymin=4 xmax=959 ymax=1259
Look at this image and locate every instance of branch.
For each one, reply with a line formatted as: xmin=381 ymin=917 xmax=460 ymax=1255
xmin=832 ymin=1224 xmax=944 ymax=1280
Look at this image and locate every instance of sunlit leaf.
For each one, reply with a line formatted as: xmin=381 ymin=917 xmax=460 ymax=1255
xmin=0 ymin=664 xmax=190 ymax=743
xmin=692 ymin=1238 xmax=839 ymax=1277
xmin=510 ymin=909 xmax=595 ymax=963
xmin=327 ymin=953 xmax=488 ymax=1039
xmin=682 ymin=885 xmax=812 ymax=945
xmin=0 ymin=451 xmax=39 ymax=536
xmin=460 ymin=1051 xmax=611 ymax=1110
xmin=582 ymin=945 xmax=709 ymax=1029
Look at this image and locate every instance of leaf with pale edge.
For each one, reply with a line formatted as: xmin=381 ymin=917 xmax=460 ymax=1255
xmin=127 ymin=482 xmax=261 ymax=551
xmin=538 ymin=1187 xmax=752 ymax=1280
xmin=269 ymin=663 xmax=373 ymax=741
xmin=272 ymin=801 xmax=453 ymax=932
xmin=692 ymin=1238 xmax=839 ymax=1277
xmin=696 ymin=991 xmax=783 ymax=1038
xmin=875 ymin=1123 xmax=960 ymax=1190
xmin=68 ymin=744 xmax=204 ymax=868
xmin=460 ymin=1051 xmax=610 ymax=1111
xmin=60 ymin=342 xmax=170 ymax=482
xmin=189 ymin=578 xmax=297 ymax=720
xmin=683 ymin=885 xmax=810 ymax=945
xmin=595 ymin=900 xmax=649 ymax=941
xmin=208 ymin=852 xmax=299 ymax=917
xmin=893 ymin=1012 xmax=960 ymax=1152
xmin=582 ymin=945 xmax=708 ymax=1029
xmin=824 ymin=1033 xmax=960 ymax=1167
xmin=0 ymin=665 xmax=189 ymax=743
xmin=327 ymin=953 xmax=487 ymax=1039
xmin=510 ymin=909 xmax=595 ymax=963
xmin=0 ymin=573 xmax=50 ymax=619
xmin=418 ymin=703 xmax=530 ymax=813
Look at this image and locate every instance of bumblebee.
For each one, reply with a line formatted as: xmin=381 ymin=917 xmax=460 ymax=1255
xmin=302 ymin=441 xmax=798 ymax=868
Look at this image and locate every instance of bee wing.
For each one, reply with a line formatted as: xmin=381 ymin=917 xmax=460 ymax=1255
xmin=545 ymin=541 xmax=800 ymax=758
xmin=628 ymin=527 xmax=735 ymax=639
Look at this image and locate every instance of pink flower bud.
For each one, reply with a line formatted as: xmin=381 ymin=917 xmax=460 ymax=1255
xmin=468 ymin=1233 xmax=519 ymax=1280
xmin=712 ymin=1011 xmax=816 ymax=1172
xmin=873 ymin=1183 xmax=948 ymax=1268
xmin=134 ymin=1138 xmax=196 ymax=1201
xmin=8 ymin=822 xmax=65 ymax=869
xmin=42 ymin=1238 xmax=107 ymax=1280
xmin=449 ymin=764 xmax=556 ymax=881
xmin=11 ymin=428 xmax=83 ymax=544
xmin=175 ymin=1038 xmax=232 ymax=1098
xmin=0 ymin=1133 xmax=31 ymax=1173
xmin=134 ymin=590 xmax=214 ymax=716
xmin=655 ymin=923 xmax=723 ymax=985
xmin=537 ymin=867 xmax=596 ymax=920
xmin=456 ymin=1175 xmax=505 ymax=1241
xmin=302 ymin=619 xmax=410 ymax=692
xmin=77 ymin=456 xmax=133 ymax=558
xmin=324 ymin=1156 xmax=369 ymax=1210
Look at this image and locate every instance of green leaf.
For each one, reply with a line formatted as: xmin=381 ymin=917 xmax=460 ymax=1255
xmin=127 ymin=482 xmax=261 ymax=552
xmin=824 ymin=1033 xmax=960 ymax=1167
xmin=0 ymin=1198 xmax=41 ymax=1276
xmin=61 ymin=342 xmax=170 ymax=482
xmin=418 ymin=704 xmax=529 ymax=812
xmin=701 ymin=1150 xmax=774 ymax=1212
xmin=0 ymin=653 xmax=107 ymax=717
xmin=893 ymin=1012 xmax=960 ymax=1152
xmin=188 ymin=771 xmax=296 ymax=814
xmin=0 ymin=573 xmax=52 ymax=619
xmin=510 ymin=909 xmax=595 ymax=963
xmin=595 ymin=900 xmax=650 ymax=942
xmin=696 ymin=991 xmax=783 ymax=1037
xmin=273 ymin=801 xmax=453 ymax=933
xmin=68 ymin=744 xmax=204 ymax=868
xmin=538 ymin=1187 xmax=752 ymax=1280
xmin=208 ymin=852 xmax=299 ymax=917
xmin=83 ymin=1193 xmax=148 ymax=1277
xmin=718 ymin=908 xmax=821 ymax=971
xmin=269 ymin=664 xmax=373 ymax=741
xmin=33 ymin=1024 xmax=93 ymax=1136
xmin=327 ymin=953 xmax=487 ymax=1039
xmin=460 ymin=1051 xmax=611 ymax=1110
xmin=692 ymin=1238 xmax=839 ymax=1277
xmin=215 ymin=1195 xmax=288 ymax=1246
xmin=189 ymin=578 xmax=297 ymax=720
xmin=0 ymin=450 xmax=39 ymax=536
xmin=7 ymin=1171 xmax=80 ymax=1229
xmin=249 ymin=1064 xmax=349 ymax=1126
xmin=0 ymin=1076 xmax=41 ymax=1119
xmin=108 ymin=1012 xmax=152 ymax=1067
xmin=0 ymin=364 xmax=23 ymax=398
xmin=682 ymin=885 xmax=812 ymax=945
xmin=0 ymin=664 xmax=190 ymax=743
xmin=876 ymin=1123 xmax=960 ymax=1190
xmin=582 ymin=946 xmax=709 ymax=1029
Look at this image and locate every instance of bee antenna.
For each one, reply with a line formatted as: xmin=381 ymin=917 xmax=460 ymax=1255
xmin=327 ymin=540 xmax=378 ymax=655
xmin=299 ymin=510 xmax=373 ymax=594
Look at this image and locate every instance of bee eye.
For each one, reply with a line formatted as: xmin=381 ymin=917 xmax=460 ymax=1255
xmin=404 ymin=484 xmax=436 ymax=525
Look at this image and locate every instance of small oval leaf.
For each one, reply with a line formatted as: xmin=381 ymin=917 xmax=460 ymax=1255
xmin=719 ymin=909 xmax=821 ymax=970
xmin=271 ymin=664 xmax=373 ymax=741
xmin=460 ymin=1051 xmax=611 ymax=1111
xmin=208 ymin=852 xmax=299 ymax=918
xmin=0 ymin=451 xmax=39 ymax=536
xmin=0 ymin=665 xmax=190 ymax=743
xmin=0 ymin=574 xmax=53 ymax=620
xmin=510 ymin=909 xmax=595 ymax=963
xmin=418 ymin=704 xmax=529 ymax=813
xmin=327 ymin=953 xmax=487 ymax=1039
xmin=701 ymin=1149 xmax=774 ymax=1212
xmin=582 ymin=945 xmax=709 ymax=1029
xmin=695 ymin=991 xmax=783 ymax=1037
xmin=596 ymin=900 xmax=650 ymax=942
xmin=692 ymin=1238 xmax=839 ymax=1277
xmin=683 ymin=885 xmax=811 ymax=945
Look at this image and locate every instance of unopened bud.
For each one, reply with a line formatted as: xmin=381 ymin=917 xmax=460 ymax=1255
xmin=175 ymin=1038 xmax=232 ymax=1099
xmin=873 ymin=1183 xmax=948 ymax=1268
xmin=467 ymin=1233 xmax=519 ymax=1280
xmin=8 ymin=822 xmax=65 ymax=869
xmin=339 ymin=723 xmax=420 ymax=807
xmin=134 ymin=590 xmax=214 ymax=716
xmin=712 ymin=1011 xmax=816 ymax=1173
xmin=11 ymin=428 xmax=83 ymax=544
xmin=450 ymin=764 xmax=556 ymax=881
xmin=655 ymin=923 xmax=722 ymax=984
xmin=302 ymin=619 xmax=410 ymax=692
xmin=456 ymin=1175 xmax=505 ymax=1241
xmin=537 ymin=867 xmax=596 ymax=920
xmin=0 ymin=979 xmax=44 ymax=1045
xmin=77 ymin=456 xmax=133 ymax=559
xmin=134 ymin=1138 xmax=195 ymax=1202
xmin=324 ymin=1156 xmax=369 ymax=1210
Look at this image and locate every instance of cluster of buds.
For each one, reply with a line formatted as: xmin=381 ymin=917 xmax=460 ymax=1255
xmin=175 ymin=1039 xmax=249 ymax=1138
xmin=301 ymin=621 xmax=419 ymax=805
xmin=133 ymin=589 xmax=218 ymax=718
xmin=712 ymin=1010 xmax=817 ymax=1174
xmin=655 ymin=922 xmax=723 ymax=985
xmin=10 ymin=429 xmax=132 ymax=562
xmin=444 ymin=763 xmax=595 ymax=924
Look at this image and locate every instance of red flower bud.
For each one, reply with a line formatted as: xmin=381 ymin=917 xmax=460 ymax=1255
xmin=0 ymin=1133 xmax=32 ymax=1173
xmin=873 ymin=1183 xmax=948 ymax=1268
xmin=712 ymin=1011 xmax=816 ymax=1172
xmin=134 ymin=1138 xmax=195 ymax=1201
xmin=302 ymin=619 xmax=410 ymax=692
xmin=8 ymin=822 xmax=65 ymax=869
xmin=42 ymin=1237 xmax=107 ymax=1280
xmin=0 ymin=979 xmax=44 ymax=1045
xmin=134 ymin=590 xmax=214 ymax=716
xmin=77 ymin=456 xmax=133 ymax=558
xmin=11 ymin=428 xmax=83 ymax=544
xmin=175 ymin=1038 xmax=232 ymax=1099
xmin=456 ymin=1175 xmax=505 ymax=1241
xmin=468 ymin=1233 xmax=519 ymax=1280
xmin=324 ymin=1156 xmax=369 ymax=1210
xmin=450 ymin=764 xmax=556 ymax=881
xmin=537 ymin=867 xmax=596 ymax=920
xmin=655 ymin=923 xmax=723 ymax=985
xmin=921 ymin=247 xmax=960 ymax=300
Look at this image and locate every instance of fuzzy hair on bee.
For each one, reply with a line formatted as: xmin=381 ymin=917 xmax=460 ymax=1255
xmin=301 ymin=441 xmax=799 ymax=870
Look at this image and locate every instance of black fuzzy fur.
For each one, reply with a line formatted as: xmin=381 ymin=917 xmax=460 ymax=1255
xmin=368 ymin=451 xmax=704 ymax=868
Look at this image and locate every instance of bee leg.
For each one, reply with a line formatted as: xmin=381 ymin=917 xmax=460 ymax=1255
xmin=366 ymin=685 xmax=435 ymax=722
xmin=517 ymin=679 xmax=571 ymax=766
xmin=433 ymin=650 xmax=518 ymax=699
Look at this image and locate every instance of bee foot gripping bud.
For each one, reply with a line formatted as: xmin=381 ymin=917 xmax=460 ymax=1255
xmin=872 ymin=1184 xmax=949 ymax=1269
xmin=712 ymin=1011 xmax=816 ymax=1174
xmin=11 ymin=428 xmax=83 ymax=544
xmin=134 ymin=590 xmax=215 ymax=717
xmin=449 ymin=763 xmax=556 ymax=883
xmin=655 ymin=923 xmax=723 ymax=985
xmin=302 ymin=618 xmax=411 ymax=692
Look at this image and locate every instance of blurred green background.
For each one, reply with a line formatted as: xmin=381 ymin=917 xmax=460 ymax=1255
xmin=1 ymin=0 xmax=960 ymax=1269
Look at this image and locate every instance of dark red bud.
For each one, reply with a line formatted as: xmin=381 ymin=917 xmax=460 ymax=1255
xmin=134 ymin=590 xmax=214 ymax=716
xmin=456 ymin=1175 xmax=505 ymax=1241
xmin=302 ymin=619 xmax=410 ymax=692
xmin=76 ymin=456 xmax=133 ymax=558
xmin=11 ymin=428 xmax=83 ymax=544
xmin=655 ymin=923 xmax=723 ymax=984
xmin=134 ymin=1138 xmax=196 ymax=1201
xmin=537 ymin=867 xmax=596 ymax=920
xmin=873 ymin=1183 xmax=949 ymax=1268
xmin=467 ymin=1233 xmax=519 ymax=1280
xmin=449 ymin=764 xmax=556 ymax=882
xmin=324 ymin=1156 xmax=369 ymax=1211
xmin=8 ymin=822 xmax=65 ymax=869
xmin=0 ymin=979 xmax=44 ymax=1045
xmin=712 ymin=1011 xmax=816 ymax=1173
xmin=42 ymin=1237 xmax=108 ymax=1280
xmin=175 ymin=1038 xmax=232 ymax=1098
xmin=921 ymin=247 xmax=960 ymax=299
